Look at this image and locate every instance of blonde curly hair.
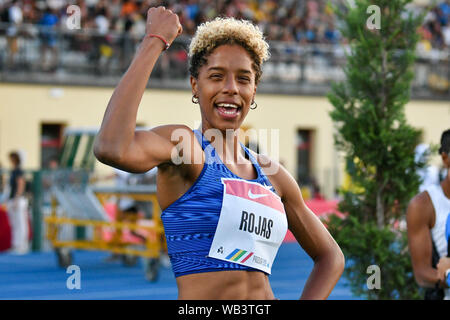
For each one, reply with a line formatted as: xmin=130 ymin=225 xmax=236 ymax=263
xmin=188 ymin=17 xmax=270 ymax=84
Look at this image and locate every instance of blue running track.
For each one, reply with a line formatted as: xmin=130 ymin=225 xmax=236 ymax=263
xmin=0 ymin=242 xmax=358 ymax=300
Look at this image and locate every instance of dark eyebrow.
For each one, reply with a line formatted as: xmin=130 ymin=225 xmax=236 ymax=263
xmin=207 ymin=66 xmax=253 ymax=74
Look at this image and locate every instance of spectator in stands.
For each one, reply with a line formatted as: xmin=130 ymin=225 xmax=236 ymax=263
xmin=5 ymin=0 xmax=23 ymax=70
xmin=119 ymin=1 xmax=138 ymax=71
xmin=91 ymin=4 xmax=113 ymax=75
xmin=421 ymin=1 xmax=450 ymax=49
xmin=439 ymin=0 xmax=450 ymax=47
xmin=109 ymin=0 xmax=122 ymax=28
xmin=324 ymin=21 xmax=340 ymax=44
xmin=38 ymin=5 xmax=59 ymax=72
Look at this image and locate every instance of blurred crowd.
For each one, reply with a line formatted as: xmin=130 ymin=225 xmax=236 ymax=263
xmin=1 ymin=0 xmax=449 ymax=44
xmin=419 ymin=0 xmax=450 ymax=50
xmin=0 ymin=0 xmax=449 ymax=77
xmin=1 ymin=0 xmax=343 ymax=46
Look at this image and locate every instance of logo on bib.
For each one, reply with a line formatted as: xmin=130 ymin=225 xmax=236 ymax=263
xmin=248 ymin=190 xmax=269 ymax=199
xmin=222 ymin=178 xmax=285 ymax=214
xmin=225 ymin=248 xmax=254 ymax=263
xmin=225 ymin=248 xmax=270 ymax=268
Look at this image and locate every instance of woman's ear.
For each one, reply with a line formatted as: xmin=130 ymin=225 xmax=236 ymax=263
xmin=443 ymin=152 xmax=450 ymax=169
xmin=190 ymin=75 xmax=198 ymax=97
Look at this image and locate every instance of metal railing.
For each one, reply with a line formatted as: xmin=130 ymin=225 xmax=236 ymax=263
xmin=0 ymin=22 xmax=449 ymax=99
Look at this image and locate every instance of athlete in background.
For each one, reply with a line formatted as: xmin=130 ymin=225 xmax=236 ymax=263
xmin=407 ymin=129 xmax=450 ymax=299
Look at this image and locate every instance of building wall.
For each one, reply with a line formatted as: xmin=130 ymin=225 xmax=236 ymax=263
xmin=1 ymin=83 xmax=449 ymax=198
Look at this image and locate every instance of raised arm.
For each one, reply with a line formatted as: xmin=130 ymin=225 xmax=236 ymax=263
xmin=94 ymin=7 xmax=183 ymax=173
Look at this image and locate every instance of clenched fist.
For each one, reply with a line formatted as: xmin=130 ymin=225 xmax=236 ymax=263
xmin=145 ymin=6 xmax=183 ymax=48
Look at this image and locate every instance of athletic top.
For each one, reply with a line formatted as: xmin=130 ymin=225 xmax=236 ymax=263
xmin=9 ymin=168 xmax=24 ymax=199
xmin=161 ymin=129 xmax=287 ymax=278
xmin=425 ymin=184 xmax=450 ymax=299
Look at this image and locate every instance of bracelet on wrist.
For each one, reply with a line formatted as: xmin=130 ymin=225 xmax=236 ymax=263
xmin=145 ymin=34 xmax=170 ymax=51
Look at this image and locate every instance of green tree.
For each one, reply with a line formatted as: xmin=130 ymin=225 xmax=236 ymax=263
xmin=327 ymin=0 xmax=427 ymax=299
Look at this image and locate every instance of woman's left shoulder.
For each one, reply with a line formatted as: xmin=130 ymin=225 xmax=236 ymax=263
xmin=249 ymin=150 xmax=298 ymax=200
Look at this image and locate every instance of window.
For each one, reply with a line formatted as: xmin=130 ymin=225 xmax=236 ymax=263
xmin=296 ymin=129 xmax=312 ymax=185
xmin=41 ymin=123 xmax=64 ymax=168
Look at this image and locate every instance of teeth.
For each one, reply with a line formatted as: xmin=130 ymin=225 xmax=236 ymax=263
xmin=222 ymin=110 xmax=236 ymax=115
xmin=217 ymin=103 xmax=239 ymax=109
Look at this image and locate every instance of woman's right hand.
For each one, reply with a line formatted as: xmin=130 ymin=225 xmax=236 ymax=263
xmin=145 ymin=6 xmax=183 ymax=47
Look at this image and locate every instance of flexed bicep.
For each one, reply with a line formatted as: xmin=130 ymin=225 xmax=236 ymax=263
xmin=95 ymin=124 xmax=193 ymax=173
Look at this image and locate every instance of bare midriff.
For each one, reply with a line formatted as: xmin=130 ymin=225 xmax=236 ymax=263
xmin=176 ymin=270 xmax=275 ymax=300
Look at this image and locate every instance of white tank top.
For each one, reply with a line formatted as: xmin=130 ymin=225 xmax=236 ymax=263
xmin=425 ymin=184 xmax=450 ymax=299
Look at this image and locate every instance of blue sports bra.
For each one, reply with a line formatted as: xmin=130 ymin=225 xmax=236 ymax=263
xmin=161 ymin=129 xmax=280 ymax=278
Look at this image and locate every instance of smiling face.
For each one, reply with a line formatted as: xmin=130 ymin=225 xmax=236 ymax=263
xmin=190 ymin=44 xmax=257 ymax=133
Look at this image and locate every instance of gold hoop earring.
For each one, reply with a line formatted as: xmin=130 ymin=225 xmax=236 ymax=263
xmin=192 ymin=95 xmax=199 ymax=104
xmin=250 ymin=101 xmax=257 ymax=110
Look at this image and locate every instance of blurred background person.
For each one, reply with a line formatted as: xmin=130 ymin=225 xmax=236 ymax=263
xmin=0 ymin=160 xmax=12 ymax=253
xmin=407 ymin=129 xmax=450 ymax=300
xmin=38 ymin=5 xmax=59 ymax=72
xmin=5 ymin=0 xmax=23 ymax=71
xmin=105 ymin=166 xmax=146 ymax=262
xmin=6 ymin=151 xmax=29 ymax=255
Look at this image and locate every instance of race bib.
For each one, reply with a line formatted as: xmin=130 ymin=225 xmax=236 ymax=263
xmin=208 ymin=178 xmax=288 ymax=274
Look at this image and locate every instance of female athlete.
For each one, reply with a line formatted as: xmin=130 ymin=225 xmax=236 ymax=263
xmin=94 ymin=6 xmax=345 ymax=300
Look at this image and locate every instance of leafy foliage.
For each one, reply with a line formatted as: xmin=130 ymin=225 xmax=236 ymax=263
xmin=327 ymin=0 xmax=427 ymax=299
xmin=327 ymin=215 xmax=423 ymax=299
